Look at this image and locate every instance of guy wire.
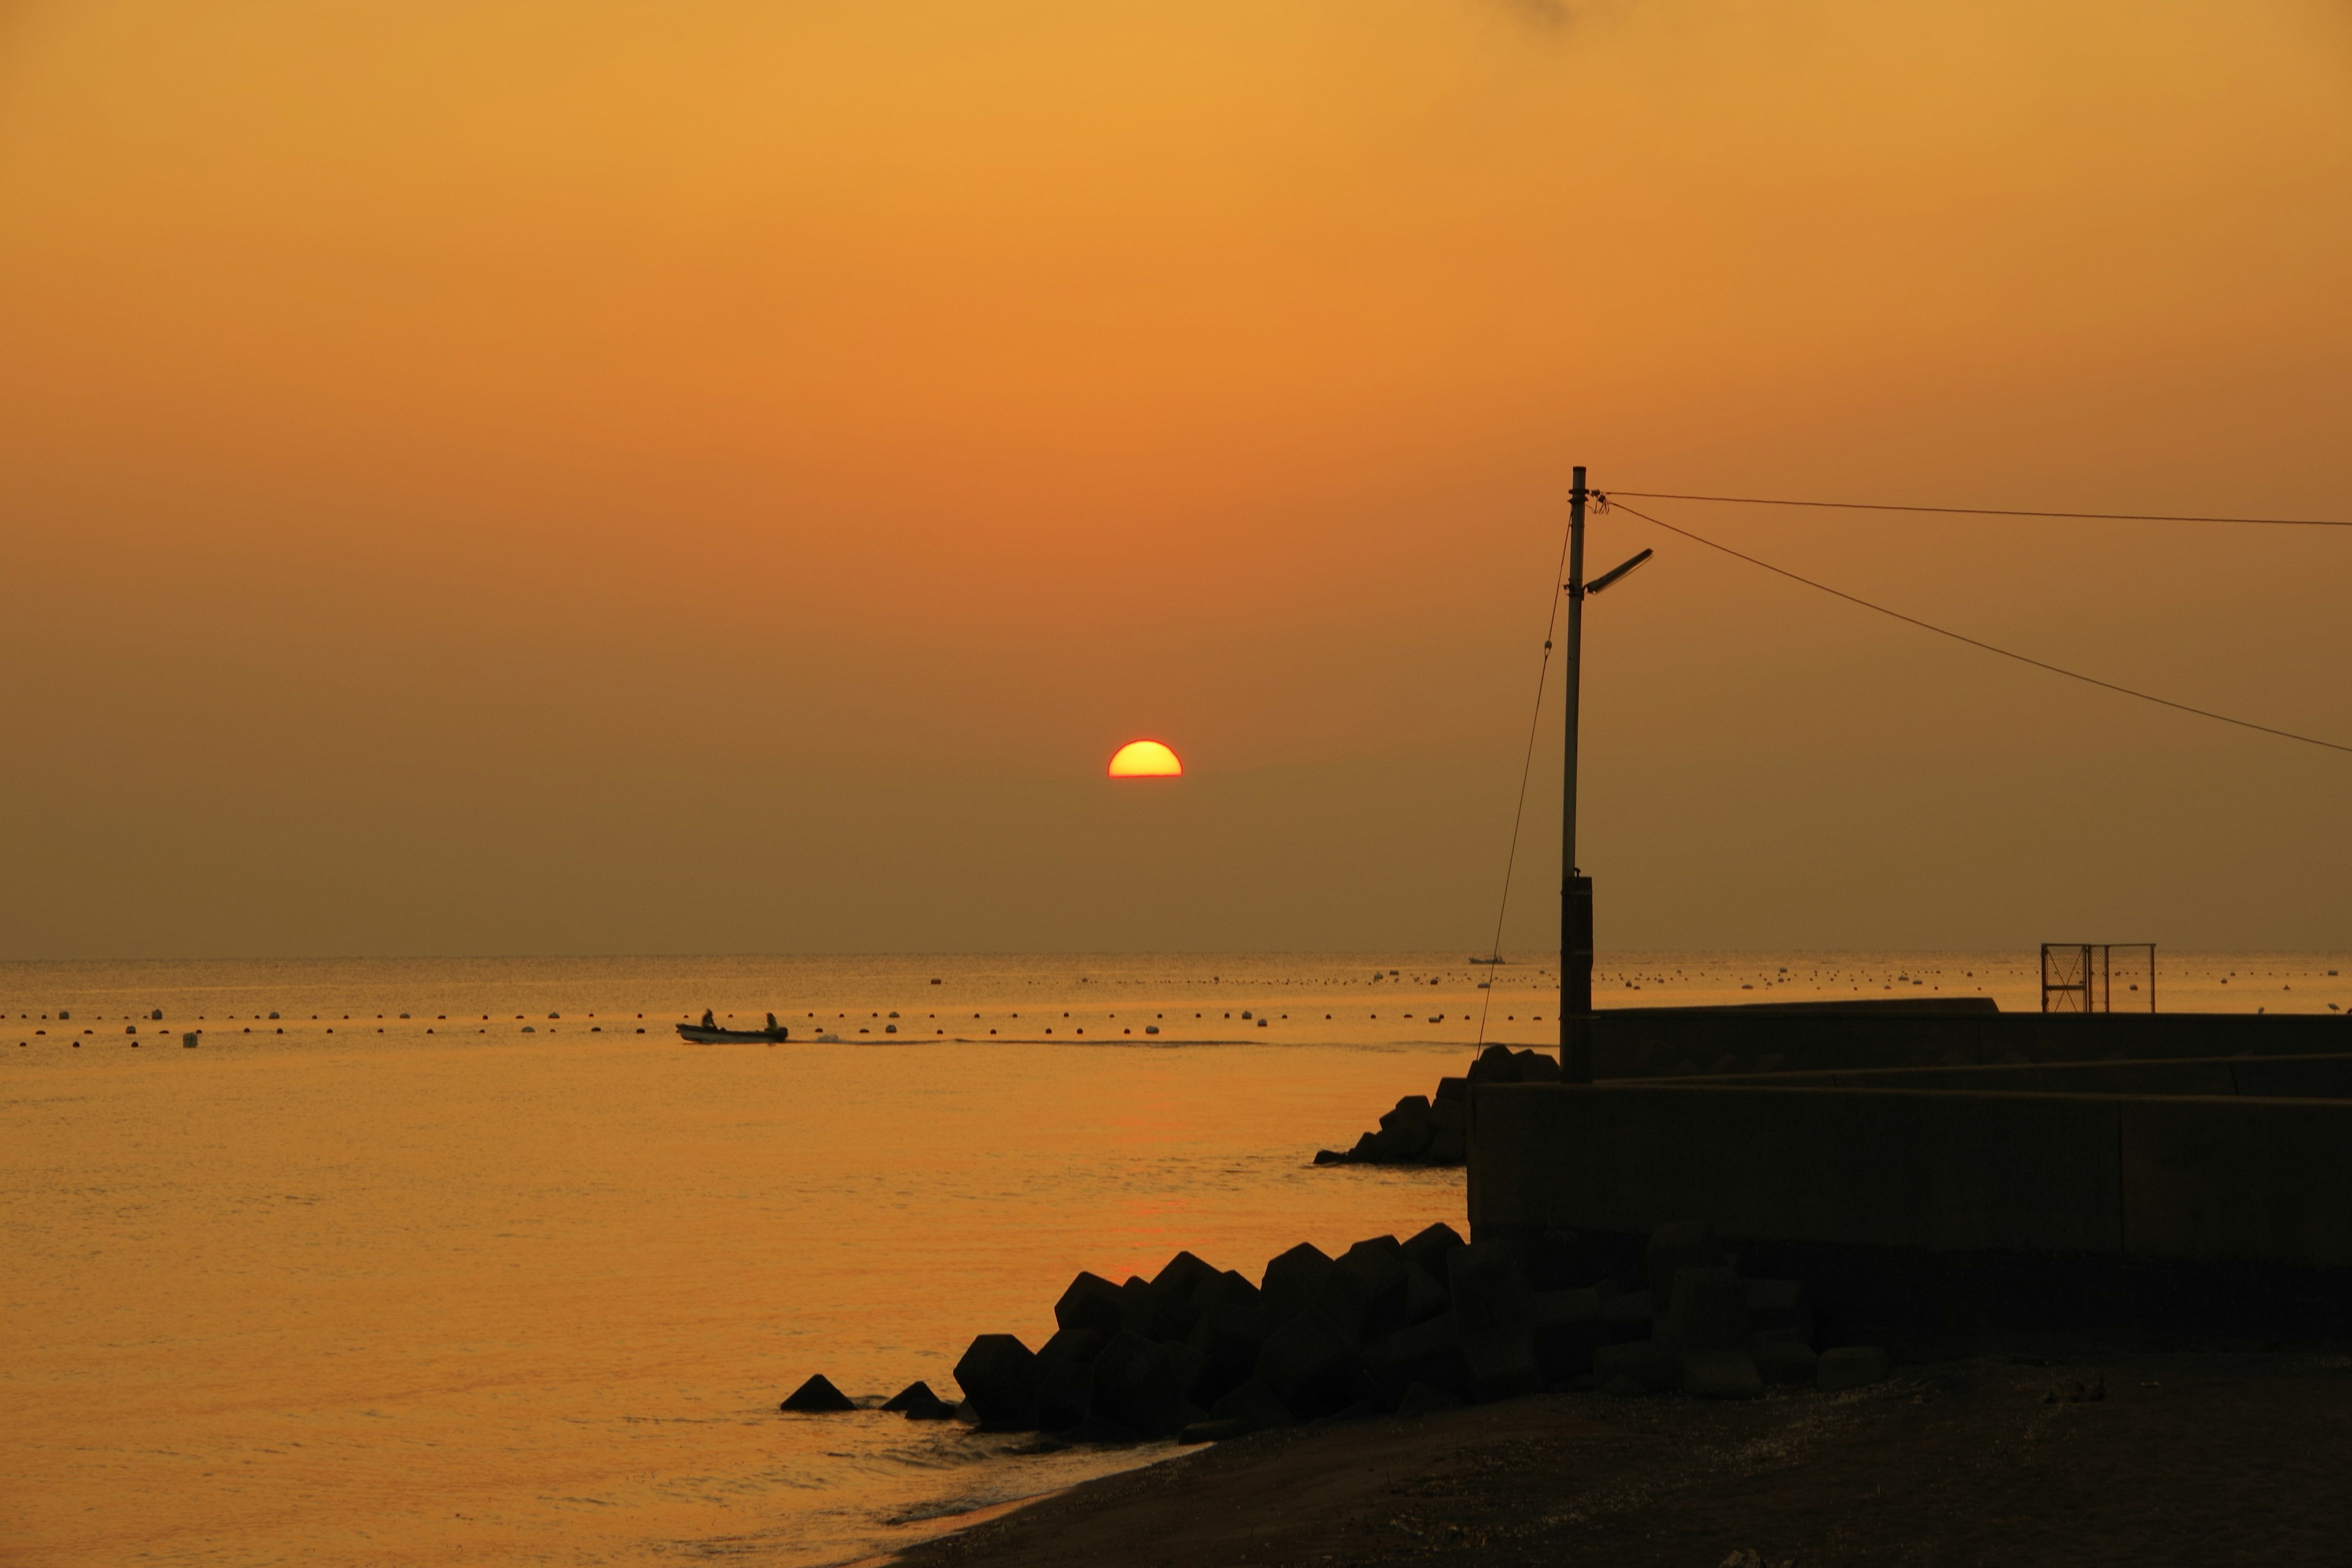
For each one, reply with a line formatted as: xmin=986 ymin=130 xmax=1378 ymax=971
xmin=1475 ymin=513 xmax=1575 ymax=1050
xmin=1602 ymin=497 xmax=2352 ymax=756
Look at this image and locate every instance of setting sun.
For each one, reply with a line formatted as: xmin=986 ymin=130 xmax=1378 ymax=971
xmin=1107 ymin=740 xmax=1183 ymax=778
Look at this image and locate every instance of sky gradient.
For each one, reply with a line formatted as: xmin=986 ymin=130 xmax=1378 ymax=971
xmin=3 ymin=1 xmax=2348 ymax=957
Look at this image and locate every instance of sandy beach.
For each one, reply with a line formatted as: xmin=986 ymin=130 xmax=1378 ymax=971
xmin=898 ymin=1348 xmax=2352 ymax=1567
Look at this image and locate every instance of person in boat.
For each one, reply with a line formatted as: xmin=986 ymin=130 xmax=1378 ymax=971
xmin=701 ymin=1009 xmax=716 ymax=1030
xmin=766 ymin=1013 xmax=780 ymax=1031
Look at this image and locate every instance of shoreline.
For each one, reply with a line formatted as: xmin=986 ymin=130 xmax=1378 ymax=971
xmin=888 ymin=1345 xmax=2352 ymax=1567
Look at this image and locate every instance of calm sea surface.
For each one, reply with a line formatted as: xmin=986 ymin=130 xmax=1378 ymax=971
xmin=5 ymin=951 xmax=2343 ymax=1566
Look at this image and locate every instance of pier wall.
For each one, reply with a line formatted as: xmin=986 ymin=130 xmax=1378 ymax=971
xmin=1588 ymin=1006 xmax=2350 ymax=1080
xmin=1698 ymin=1052 xmax=2352 ymax=1098
xmin=1469 ymin=1081 xmax=2352 ymax=1269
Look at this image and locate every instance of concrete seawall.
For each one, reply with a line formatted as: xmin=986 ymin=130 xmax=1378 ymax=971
xmin=1589 ymin=1007 xmax=2351 ymax=1079
xmin=1700 ymin=1052 xmax=2352 ymax=1098
xmin=1469 ymin=1082 xmax=2352 ymax=1269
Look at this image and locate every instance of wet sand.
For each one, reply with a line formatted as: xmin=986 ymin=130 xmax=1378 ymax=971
xmin=895 ymin=1349 xmax=2352 ymax=1567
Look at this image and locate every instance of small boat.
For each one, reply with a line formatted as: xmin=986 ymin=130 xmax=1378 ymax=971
xmin=1469 ymin=956 xmax=1507 ymax=965
xmin=677 ymin=1011 xmax=790 ymax=1044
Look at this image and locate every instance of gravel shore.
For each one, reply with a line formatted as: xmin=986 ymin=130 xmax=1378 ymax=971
xmin=893 ymin=1348 xmax=2352 ymax=1567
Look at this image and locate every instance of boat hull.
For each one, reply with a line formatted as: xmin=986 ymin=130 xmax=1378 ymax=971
xmin=676 ymin=1024 xmax=789 ymax=1044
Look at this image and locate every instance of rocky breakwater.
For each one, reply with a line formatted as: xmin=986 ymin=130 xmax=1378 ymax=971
xmin=1316 ymin=1044 xmax=1561 ymax=1167
xmin=781 ymin=1218 xmax=1887 ymax=1447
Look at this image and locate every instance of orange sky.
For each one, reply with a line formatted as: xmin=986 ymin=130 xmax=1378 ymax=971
xmin=2 ymin=1 xmax=2348 ymax=957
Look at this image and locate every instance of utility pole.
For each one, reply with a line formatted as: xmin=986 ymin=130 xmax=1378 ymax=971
xmin=1561 ymin=466 xmax=1596 ymax=1082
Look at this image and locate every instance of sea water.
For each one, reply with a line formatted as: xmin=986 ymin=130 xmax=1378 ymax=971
xmin=4 ymin=951 xmax=2343 ymax=1566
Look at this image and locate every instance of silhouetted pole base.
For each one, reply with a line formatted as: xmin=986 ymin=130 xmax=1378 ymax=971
xmin=1561 ymin=874 xmax=1593 ymax=1081
xmin=1561 ymin=1014 xmax=1595 ymax=1085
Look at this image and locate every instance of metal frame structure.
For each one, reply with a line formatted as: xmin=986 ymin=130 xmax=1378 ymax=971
xmin=2040 ymin=943 xmax=2157 ymax=1014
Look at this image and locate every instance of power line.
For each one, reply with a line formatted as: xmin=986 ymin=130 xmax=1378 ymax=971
xmin=1475 ymin=511 xmax=1575 ymax=1050
xmin=1602 ymin=499 xmax=2352 ymax=758
xmin=1602 ymin=489 xmax=2352 ymax=529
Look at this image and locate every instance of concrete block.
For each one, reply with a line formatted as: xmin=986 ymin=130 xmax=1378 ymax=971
xmin=953 ymin=1334 xmax=1040 ymax=1428
xmin=1032 ymin=1357 xmax=1095 ymax=1432
xmin=1646 ymin=1219 xmax=1727 ymax=1311
xmin=1743 ymin=1278 xmax=1811 ymax=1342
xmin=1752 ymin=1331 xmax=1818 ymax=1387
xmin=1664 ymin=1266 xmax=1749 ymax=1356
xmin=780 ymin=1374 xmax=854 ymax=1413
xmin=1447 ymin=1242 xmax=1532 ymax=1336
xmin=1253 ymin=1311 xmax=1359 ymax=1419
xmin=1817 ymin=1346 xmax=1890 ymax=1392
xmin=1592 ymin=1339 xmax=1676 ymax=1393
xmin=1090 ymin=1329 xmax=1187 ymax=1436
xmin=1682 ymin=1352 xmax=1762 ymax=1400
xmin=1396 ymin=1381 xmax=1463 ymax=1417
xmin=1054 ymin=1270 xmax=1126 ymax=1339
xmin=1208 ymin=1376 xmax=1295 ymax=1431
xmin=1261 ymin=1242 xmax=1337 ymax=1330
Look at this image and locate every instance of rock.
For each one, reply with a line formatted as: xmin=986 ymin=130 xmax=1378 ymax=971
xmin=1253 ymin=1310 xmax=1360 ymax=1419
xmin=1261 ymin=1242 xmax=1338 ymax=1330
xmin=1055 ymin=1271 xmax=1127 ymax=1340
xmin=1819 ymin=1346 xmax=1891 ymax=1392
xmin=780 ymin=1374 xmax=855 ymax=1413
xmin=1433 ymin=1076 xmax=1468 ymax=1104
xmin=953 ymin=1334 xmax=1040 ymax=1428
xmin=1090 ymin=1329 xmax=1188 ymax=1436
xmin=1348 ymin=1131 xmax=1380 ymax=1160
xmin=1330 ymin=1397 xmax=1387 ymax=1420
xmin=1645 ymin=1218 xmax=1727 ymax=1312
xmin=1468 ymin=1044 xmax=1521 ymax=1084
xmin=1593 ymin=1340 xmax=1678 ymax=1393
xmin=1313 ymin=1148 xmax=1353 ymax=1165
xmin=1430 ymin=1096 xmax=1468 ymax=1133
xmin=1753 ymin=1330 xmax=1819 ymax=1388
xmin=1401 ymin=1221 xmax=1466 ymax=1282
xmin=883 ymin=1381 xmax=957 ymax=1420
xmin=1448 ymin=1243 xmax=1538 ymax=1403
xmin=1208 ymin=1376 xmax=1295 ymax=1433
xmin=1039 ymin=1325 xmax=1107 ymax=1366
xmin=1423 ymin=1128 xmax=1467 ymax=1164
xmin=1512 ymin=1049 xmax=1562 ymax=1082
xmin=1033 ymin=1357 xmax=1096 ymax=1432
xmin=1396 ymin=1381 xmax=1462 ymax=1417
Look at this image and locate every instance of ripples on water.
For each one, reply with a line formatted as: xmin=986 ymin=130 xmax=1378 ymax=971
xmin=4 ymin=951 xmax=2342 ymax=1565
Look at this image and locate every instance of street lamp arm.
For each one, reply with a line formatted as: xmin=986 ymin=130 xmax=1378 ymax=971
xmin=1582 ymin=548 xmax=1654 ymax=598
